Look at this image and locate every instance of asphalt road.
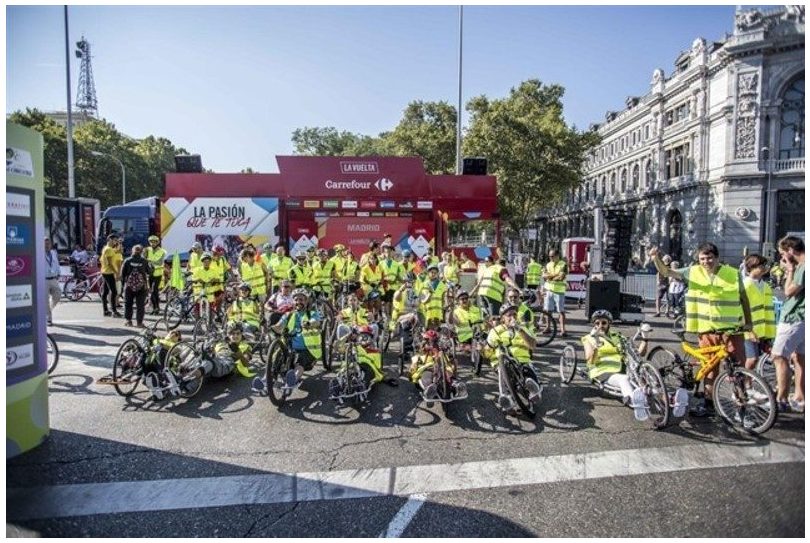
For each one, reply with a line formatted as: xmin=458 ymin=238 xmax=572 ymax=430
xmin=6 ymin=296 xmax=805 ymax=537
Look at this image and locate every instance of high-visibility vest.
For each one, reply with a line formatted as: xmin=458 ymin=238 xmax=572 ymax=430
xmin=270 ymin=254 xmax=294 ymax=280
xmin=289 ymin=264 xmax=311 ymax=287
xmin=145 ymin=247 xmax=166 ymax=277
xmin=481 ymin=264 xmax=506 ymax=302
xmin=545 ymin=260 xmax=567 ymax=294
xmin=442 ymin=263 xmax=459 ymax=283
xmin=357 ymin=345 xmax=383 ymax=383
xmin=460 ymin=259 xmax=477 ymax=271
xmin=340 ymin=306 xmax=369 ymax=326
xmin=188 ymin=251 xmax=202 ymax=273
xmin=518 ymin=303 xmax=535 ymax=333
xmin=486 ymin=324 xmax=532 ymax=364
xmin=743 ymin=277 xmax=776 ymax=340
xmin=526 ymin=261 xmax=542 ymax=287
xmin=330 ymin=256 xmax=347 ymax=280
xmin=580 ymin=331 xmax=624 ymax=380
xmin=211 ymin=257 xmax=230 ymax=285
xmin=454 ymin=305 xmax=484 ymax=342
xmin=228 ymin=298 xmax=261 ymax=328
xmin=286 ymin=311 xmax=322 ymax=359
xmin=192 ymin=266 xmax=221 ymax=302
xmin=361 ymin=265 xmax=383 ymax=288
xmin=380 ymin=259 xmax=404 ymax=290
xmin=311 ymin=260 xmax=335 ymax=293
xmin=685 ymin=264 xmax=744 ymax=333
xmin=214 ymin=340 xmax=251 ymax=359
xmin=239 ymin=261 xmax=267 ymax=297
xmin=343 ymin=260 xmax=359 ymax=281
xmin=421 ymin=280 xmax=447 ymax=322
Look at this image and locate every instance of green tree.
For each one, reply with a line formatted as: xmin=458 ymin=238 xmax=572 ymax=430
xmin=291 ymin=126 xmax=386 ymax=156
xmin=384 ymin=101 xmax=457 ymax=174
xmin=463 ymin=80 xmax=600 ymax=240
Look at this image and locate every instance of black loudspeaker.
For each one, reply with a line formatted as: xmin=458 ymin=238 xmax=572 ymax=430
xmin=175 ymin=154 xmax=203 ymax=173
xmin=585 ymin=280 xmax=621 ymax=320
xmin=462 ymin=157 xmax=488 ymax=175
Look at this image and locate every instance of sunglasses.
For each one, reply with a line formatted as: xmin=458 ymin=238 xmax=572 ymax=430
xmin=594 ymin=320 xmax=610 ymax=326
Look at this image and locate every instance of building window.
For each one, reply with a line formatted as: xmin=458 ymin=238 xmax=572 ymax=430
xmin=664 ymin=144 xmax=690 ymax=179
xmin=645 ymin=124 xmax=650 ymax=139
xmin=779 ymin=75 xmax=805 ymax=159
xmin=644 ymin=160 xmax=652 ymax=187
xmin=620 ymin=169 xmax=627 ymax=193
xmin=610 ymin=173 xmax=616 ymax=195
xmin=632 ymin=165 xmax=640 ymax=190
xmin=600 ymin=176 xmax=606 ymax=197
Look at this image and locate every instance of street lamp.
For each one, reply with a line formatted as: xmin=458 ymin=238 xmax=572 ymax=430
xmin=760 ymin=146 xmax=772 ymax=256
xmin=91 ymin=150 xmax=126 ymax=204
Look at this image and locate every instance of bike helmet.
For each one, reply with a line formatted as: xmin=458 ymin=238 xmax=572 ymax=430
xmin=148 ymin=235 xmax=159 ymax=243
xmin=422 ymin=329 xmax=439 ymax=342
xmin=317 ymin=248 xmax=328 ymax=257
xmin=499 ymin=304 xmax=518 ymax=316
xmin=295 ymin=253 xmax=308 ymax=260
xmin=590 ymin=309 xmax=613 ymax=323
xmin=201 ymin=252 xmax=213 ymax=260
xmin=238 ymin=282 xmax=252 ymax=292
xmin=402 ymin=249 xmax=412 ymax=258
xmin=426 ymin=264 xmax=439 ymax=272
xmin=227 ymin=322 xmax=243 ymax=334
xmin=292 ymin=288 xmax=309 ymax=300
xmin=456 ymin=290 xmax=470 ymax=300
xmin=191 ymin=241 xmax=202 ymax=250
xmin=262 ymin=243 xmax=273 ymax=251
xmin=357 ymin=325 xmax=373 ymax=336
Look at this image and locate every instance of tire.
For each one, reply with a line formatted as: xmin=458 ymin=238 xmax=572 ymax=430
xmin=46 ymin=333 xmax=60 ymax=375
xmin=112 ymin=339 xmax=145 ymax=397
xmin=166 ymin=342 xmax=204 ymax=398
xmin=713 ymin=366 xmax=777 ymax=435
xmin=192 ymin=319 xmax=210 ymax=344
xmin=754 ymin=352 xmax=776 ymax=392
xmin=164 ymin=296 xmax=186 ymax=330
xmin=535 ymin=310 xmax=557 ymax=347
xmin=559 ymin=344 xmax=578 ymax=383
xmin=505 ymin=360 xmax=536 ymax=419
xmin=647 ymin=346 xmax=685 ymax=393
xmin=63 ymin=278 xmax=87 ymax=301
xmin=638 ymin=361 xmax=670 ymax=429
xmin=266 ymin=339 xmax=289 ymax=407
xmin=321 ymin=318 xmax=333 ymax=371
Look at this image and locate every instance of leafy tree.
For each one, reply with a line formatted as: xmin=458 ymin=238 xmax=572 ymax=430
xmin=384 ymin=101 xmax=457 ymax=174
xmin=291 ymin=126 xmax=386 ymax=156
xmin=463 ymin=80 xmax=600 ymax=241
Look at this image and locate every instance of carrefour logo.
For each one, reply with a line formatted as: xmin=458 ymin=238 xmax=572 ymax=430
xmin=375 ymin=178 xmax=394 ymax=192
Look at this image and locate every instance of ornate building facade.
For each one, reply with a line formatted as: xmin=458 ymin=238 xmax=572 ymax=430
xmin=537 ymin=6 xmax=804 ymax=265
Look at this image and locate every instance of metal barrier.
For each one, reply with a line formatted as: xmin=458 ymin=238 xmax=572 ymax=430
xmin=620 ymin=273 xmax=658 ymax=302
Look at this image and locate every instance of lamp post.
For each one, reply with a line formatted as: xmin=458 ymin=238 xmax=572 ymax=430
xmin=91 ymin=151 xmax=126 ymax=204
xmin=455 ymin=5 xmax=464 ymax=175
xmin=760 ymin=146 xmax=773 ymax=258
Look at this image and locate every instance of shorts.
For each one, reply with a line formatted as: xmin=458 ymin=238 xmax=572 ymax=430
xmin=743 ymin=339 xmax=762 ymax=359
xmin=698 ymin=332 xmax=746 ymax=365
xmin=544 ymin=291 xmax=565 ymax=314
xmin=772 ymin=321 xmax=805 ymax=358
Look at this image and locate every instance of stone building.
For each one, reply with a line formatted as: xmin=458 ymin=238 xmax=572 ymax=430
xmin=537 ymin=5 xmax=804 ymax=265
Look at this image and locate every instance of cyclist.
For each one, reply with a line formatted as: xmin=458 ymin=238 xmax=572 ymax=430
xmin=191 ymin=252 xmax=222 ymax=312
xmin=485 ymin=304 xmax=542 ymax=412
xmin=264 ymin=279 xmax=295 ymax=326
xmin=506 ymin=287 xmax=535 ymax=334
xmin=265 ymin=288 xmax=322 ymax=391
xmin=289 ymin=253 xmax=313 ymax=288
xmin=239 ymin=247 xmax=268 ymax=302
xmin=392 ymin=272 xmax=422 ymax=332
xmin=267 ymin=243 xmax=294 ymax=292
xmin=472 ymin=257 xmax=518 ymax=319
xmin=452 ymin=290 xmax=484 ymax=354
xmin=360 ymin=253 xmax=384 ymax=318
xmin=741 ymin=254 xmax=776 ymax=373
xmin=409 ymin=329 xmax=465 ymax=400
xmin=311 ymin=248 xmax=337 ymax=298
xmin=187 ymin=241 xmax=204 ymax=274
xmin=380 ymin=244 xmax=405 ymax=318
xmin=339 ymin=293 xmax=377 ymax=340
xmin=144 ymin=235 xmax=167 ymax=315
xmin=227 ymin=282 xmax=262 ymax=338
xmin=440 ymin=251 xmax=459 ymax=284
xmin=542 ymin=249 xmax=568 ymax=337
xmin=210 ymin=246 xmax=231 ymax=299
xmin=199 ymin=322 xmax=255 ymax=380
xmin=359 ymin=241 xmax=380 ymax=268
xmin=420 ymin=264 xmax=447 ymax=329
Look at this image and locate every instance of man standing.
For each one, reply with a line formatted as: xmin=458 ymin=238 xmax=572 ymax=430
xmin=44 ymin=238 xmax=61 ymax=325
xmin=650 ymin=243 xmax=753 ymax=416
xmin=542 ymin=249 xmax=568 ymax=336
xmin=144 ymin=235 xmax=167 ymax=314
xmin=100 ymin=234 xmax=122 ymax=318
xmin=771 ymin=236 xmax=804 ymax=413
xmin=472 ymin=257 xmax=519 ymax=318
xmin=121 ymin=244 xmax=151 ymax=327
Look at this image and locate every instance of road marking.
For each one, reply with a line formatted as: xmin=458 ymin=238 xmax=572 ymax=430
xmin=7 ymin=441 xmax=803 ymax=521
xmin=380 ymin=494 xmax=427 ymax=538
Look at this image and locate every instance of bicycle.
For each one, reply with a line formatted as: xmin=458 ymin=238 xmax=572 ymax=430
xmin=645 ymin=328 xmax=777 ymax=434
xmin=263 ymin=331 xmax=298 ymax=407
xmin=397 ymin=313 xmax=424 ymax=376
xmin=415 ymin=333 xmax=467 ymax=414
xmin=46 ymin=333 xmax=60 ymax=375
xmin=328 ymin=325 xmax=379 ymax=405
xmin=522 ymin=289 xmax=557 ymax=347
xmin=62 ymin=270 xmax=104 ymax=301
xmin=560 ymin=323 xmax=671 ymax=429
xmin=162 ymin=330 xmax=226 ymax=400
xmin=494 ymin=341 xmax=543 ymax=419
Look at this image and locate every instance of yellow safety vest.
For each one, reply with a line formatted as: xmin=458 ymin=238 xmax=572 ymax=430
xmin=340 ymin=306 xmax=369 ymax=326
xmin=192 ymin=266 xmax=221 ymax=302
xmin=270 ymin=254 xmax=294 ymax=280
xmin=239 ymin=261 xmax=267 ymax=297
xmin=486 ymin=324 xmax=532 ymax=364
xmin=289 ymin=264 xmax=311 ymax=287
xmin=343 ymin=260 xmax=360 ymax=281
xmin=188 ymin=251 xmax=202 ymax=273
xmin=380 ymin=259 xmax=404 ymax=291
xmin=685 ymin=264 xmax=744 ymax=333
xmin=361 ymin=265 xmax=383 ymax=288
xmin=421 ymin=280 xmax=447 ymax=322
xmin=581 ymin=331 xmax=624 ymax=380
xmin=311 ymin=260 xmax=335 ymax=293
xmin=357 ymin=345 xmax=383 ymax=383
xmin=526 ymin=261 xmax=542 ymax=287
xmin=545 ymin=260 xmax=567 ymax=294
xmin=228 ymin=298 xmax=261 ymax=328
xmin=743 ymin=277 xmax=776 ymax=340
xmin=211 ymin=257 xmax=230 ymax=284
xmin=285 ymin=311 xmax=322 ymax=359
xmin=454 ymin=305 xmax=484 ymax=342
xmin=481 ymin=264 xmax=506 ymax=302
xmin=442 ymin=263 xmax=459 ymax=283
xmin=517 ymin=303 xmax=535 ymax=333
xmin=145 ymin=247 xmax=167 ymax=277
xmin=331 ymin=256 xmax=347 ymax=280
xmin=214 ymin=340 xmax=252 ymax=359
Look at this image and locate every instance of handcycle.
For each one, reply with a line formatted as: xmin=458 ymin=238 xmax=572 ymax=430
xmin=646 ymin=327 xmax=777 ymax=434
xmin=397 ymin=312 xmax=424 ymax=376
xmin=263 ymin=319 xmax=325 ymax=407
xmin=412 ymin=328 xmax=467 ymax=413
xmin=560 ymin=323 xmax=671 ymax=429
xmin=493 ymin=339 xmax=544 ymax=419
xmin=165 ymin=280 xmax=222 ymax=331
xmin=328 ymin=324 xmax=380 ymax=405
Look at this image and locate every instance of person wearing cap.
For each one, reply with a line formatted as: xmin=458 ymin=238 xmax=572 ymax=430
xmin=268 ymin=243 xmax=294 ymax=292
xmin=330 ymin=244 xmax=347 ymax=282
xmin=100 ymin=234 xmax=123 ymax=317
xmin=238 ymin=248 xmax=268 ymax=302
xmin=452 ymin=290 xmax=485 ymax=349
xmin=380 ymin=244 xmax=405 ymax=317
xmin=408 ymin=329 xmax=466 ymax=401
xmin=227 ymin=282 xmax=262 ymax=337
xmin=472 ymin=257 xmax=518 ymax=319
xmin=485 ymin=304 xmax=542 ymax=413
xmin=144 ymin=235 xmax=167 ymax=314
xmin=420 ymin=264 xmax=447 ymax=329
xmin=187 ymin=241 xmax=204 ymax=274
xmin=311 ymin=248 xmax=337 ymax=296
xmin=338 ymin=293 xmax=379 ymax=341
xmin=191 ymin=252 xmax=222 ymax=308
xmin=289 ymin=253 xmax=313 ymax=288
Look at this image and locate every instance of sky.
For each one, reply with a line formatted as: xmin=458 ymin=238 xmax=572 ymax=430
xmin=6 ymin=4 xmax=762 ymax=174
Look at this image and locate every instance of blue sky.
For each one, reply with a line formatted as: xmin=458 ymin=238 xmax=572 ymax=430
xmin=7 ymin=5 xmax=752 ymax=173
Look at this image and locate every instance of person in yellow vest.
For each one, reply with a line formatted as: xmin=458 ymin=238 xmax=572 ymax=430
xmin=191 ymin=252 xmax=223 ymax=310
xmin=359 ymin=241 xmax=380 ymax=268
xmin=144 ymin=235 xmax=167 ymax=314
xmin=380 ymin=244 xmax=405 ymax=317
xmin=420 ymin=264 xmax=448 ymax=329
xmin=289 ymin=253 xmax=312 ymax=288
xmin=311 ymin=248 xmax=337 ymax=298
xmin=392 ymin=272 xmax=422 ymax=333
xmin=238 ymin=247 xmax=268 ymax=302
xmin=187 ymin=241 xmax=204 ymax=274
xmin=525 ymin=256 xmax=543 ymax=302
xmin=650 ymin=242 xmax=754 ymax=417
xmin=330 ymin=244 xmax=347 ymax=281
xmin=472 ymin=257 xmax=519 ymax=318
xmin=452 ymin=291 xmax=485 ymax=354
xmin=741 ymin=254 xmax=776 ymax=373
xmin=268 ymin=243 xmax=294 ymax=292
xmin=402 ymin=250 xmax=419 ymax=275
xmin=423 ymin=246 xmax=440 ymax=267
xmin=360 ymin=253 xmax=385 ymax=315
xmin=227 ymin=282 xmax=263 ymax=338
xmin=211 ymin=246 xmax=231 ymax=288
xmin=100 ymin=234 xmax=123 ymax=317
xmin=542 ymin=249 xmax=568 ymax=336
xmin=440 ymin=251 xmax=459 ymax=284
xmin=409 ymin=329 xmax=466 ymax=400
xmin=458 ymin=252 xmax=477 ymax=272
xmin=485 ymin=304 xmax=542 ymax=413
xmin=505 ymin=287 xmax=535 ymax=334
xmin=187 ymin=322 xmax=255 ymax=383
xmin=342 ymin=250 xmax=360 ymax=285
xmin=328 ymin=324 xmax=384 ymax=400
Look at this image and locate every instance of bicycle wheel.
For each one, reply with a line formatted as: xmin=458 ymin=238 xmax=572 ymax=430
xmin=46 ymin=333 xmax=60 ymax=375
xmin=321 ymin=318 xmax=333 ymax=371
xmin=638 ymin=361 xmax=670 ymax=429
xmin=535 ymin=310 xmax=557 ymax=347
xmin=559 ymin=343 xmax=578 ymax=383
xmin=266 ymin=339 xmax=290 ymax=407
xmin=164 ymin=296 xmax=186 ymax=330
xmin=505 ymin=360 xmax=536 ymax=419
xmin=112 ymin=339 xmax=146 ymax=397
xmin=63 ymin=278 xmax=87 ymax=301
xmin=192 ymin=319 xmax=211 ymax=344
xmin=166 ymin=342 xmax=204 ymax=398
xmin=713 ymin=366 xmax=777 ymax=435
xmin=755 ymin=352 xmax=776 ymax=392
xmin=647 ymin=346 xmax=686 ymax=393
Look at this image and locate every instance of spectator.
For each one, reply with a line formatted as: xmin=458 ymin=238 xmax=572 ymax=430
xmin=742 ymin=254 xmax=776 ymax=374
xmin=772 ymin=236 xmax=805 ymax=413
xmin=100 ymin=235 xmax=122 ymax=317
xmin=667 ymin=260 xmax=686 ymax=315
xmin=121 ymin=244 xmax=151 ymax=327
xmin=542 ymin=249 xmax=568 ymax=336
xmin=654 ymin=254 xmax=672 ymax=317
xmin=70 ymin=243 xmax=90 ymax=266
xmin=44 ymin=238 xmax=61 ymax=325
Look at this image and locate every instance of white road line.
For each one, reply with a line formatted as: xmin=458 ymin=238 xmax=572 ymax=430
xmin=380 ymin=494 xmax=428 ymax=538
xmin=7 ymin=441 xmax=804 ymax=521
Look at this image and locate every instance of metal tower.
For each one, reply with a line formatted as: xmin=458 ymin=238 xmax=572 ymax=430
xmin=75 ymin=37 xmax=98 ymax=117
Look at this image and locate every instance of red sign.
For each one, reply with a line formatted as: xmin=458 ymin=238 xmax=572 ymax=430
xmin=318 ymin=217 xmax=412 ymax=257
xmin=360 ymin=201 xmax=377 ymax=209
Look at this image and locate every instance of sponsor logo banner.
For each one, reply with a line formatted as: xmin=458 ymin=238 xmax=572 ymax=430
xmin=340 ymin=161 xmax=379 ymax=175
xmin=303 ymin=200 xmax=320 ymax=209
xmin=6 ymin=146 xmax=35 ymax=178
xmin=7 ymin=192 xmax=31 ymax=217
xmin=371 ymin=212 xmax=384 ymax=217
xmin=385 ymin=212 xmax=398 ymax=217
xmin=341 ymin=201 xmax=358 ymax=209
xmin=357 ymin=212 xmax=370 ymax=217
xmin=6 ymin=255 xmax=32 ymax=278
xmin=7 ymin=284 xmax=32 ymax=308
xmin=399 ymin=201 xmax=414 ymax=209
xmin=360 ymin=201 xmax=376 ymax=210
xmin=374 ymin=178 xmax=394 ymax=192
xmin=379 ymin=201 xmax=396 ymax=209
xmin=6 ymin=343 xmax=35 ymax=371
xmin=286 ymin=200 xmax=301 ymax=208
xmin=323 ymin=200 xmax=339 ymax=209
xmin=417 ymin=201 xmax=433 ymax=210
xmin=6 ymin=224 xmax=30 ymax=247
xmin=6 ymin=315 xmax=33 ymax=339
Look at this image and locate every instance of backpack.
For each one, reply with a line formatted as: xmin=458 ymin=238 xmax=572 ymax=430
xmin=125 ymin=267 xmax=147 ymax=292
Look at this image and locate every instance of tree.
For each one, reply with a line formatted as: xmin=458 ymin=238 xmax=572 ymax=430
xmin=384 ymin=101 xmax=457 ymax=174
xmin=291 ymin=126 xmax=386 ymax=156
xmin=463 ymin=80 xmax=600 ymax=241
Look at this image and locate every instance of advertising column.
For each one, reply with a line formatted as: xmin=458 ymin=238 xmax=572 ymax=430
xmin=6 ymin=122 xmax=50 ymax=457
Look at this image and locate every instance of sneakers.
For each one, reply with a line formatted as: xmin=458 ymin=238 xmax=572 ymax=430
xmin=285 ymin=369 xmax=298 ymax=390
xmin=777 ymin=401 xmax=791 ymax=413
xmin=733 ymin=411 xmax=756 ymax=430
xmin=452 ymin=380 xmax=467 ymax=399
xmin=690 ymin=401 xmax=715 ymax=418
xmin=124 ymin=321 xmax=134 ymax=327
xmin=525 ymin=378 xmax=542 ymax=404
xmin=746 ymin=389 xmax=770 ymax=405
xmin=631 ymin=387 xmax=650 ymax=421
xmin=498 ymin=394 xmax=515 ymax=411
xmin=423 ymin=382 xmax=438 ymax=400
xmin=251 ymin=376 xmax=267 ymax=394
xmin=789 ymin=395 xmax=805 ymax=414
xmin=671 ymin=388 xmax=689 ymax=418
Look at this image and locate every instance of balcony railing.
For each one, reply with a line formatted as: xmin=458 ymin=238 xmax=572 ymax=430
xmin=772 ymin=158 xmax=805 ymax=172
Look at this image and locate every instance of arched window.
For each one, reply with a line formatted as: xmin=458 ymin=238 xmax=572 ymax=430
xmin=620 ymin=169 xmax=627 ymax=193
xmin=632 ymin=165 xmax=640 ymax=190
xmin=779 ymin=74 xmax=804 ymax=159
xmin=610 ymin=173 xmax=616 ymax=195
xmin=600 ymin=176 xmax=606 ymax=197
xmin=644 ymin=160 xmax=652 ymax=187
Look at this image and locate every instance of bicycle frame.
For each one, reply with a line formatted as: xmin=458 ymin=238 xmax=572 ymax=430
xmin=680 ymin=341 xmax=729 ymax=383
